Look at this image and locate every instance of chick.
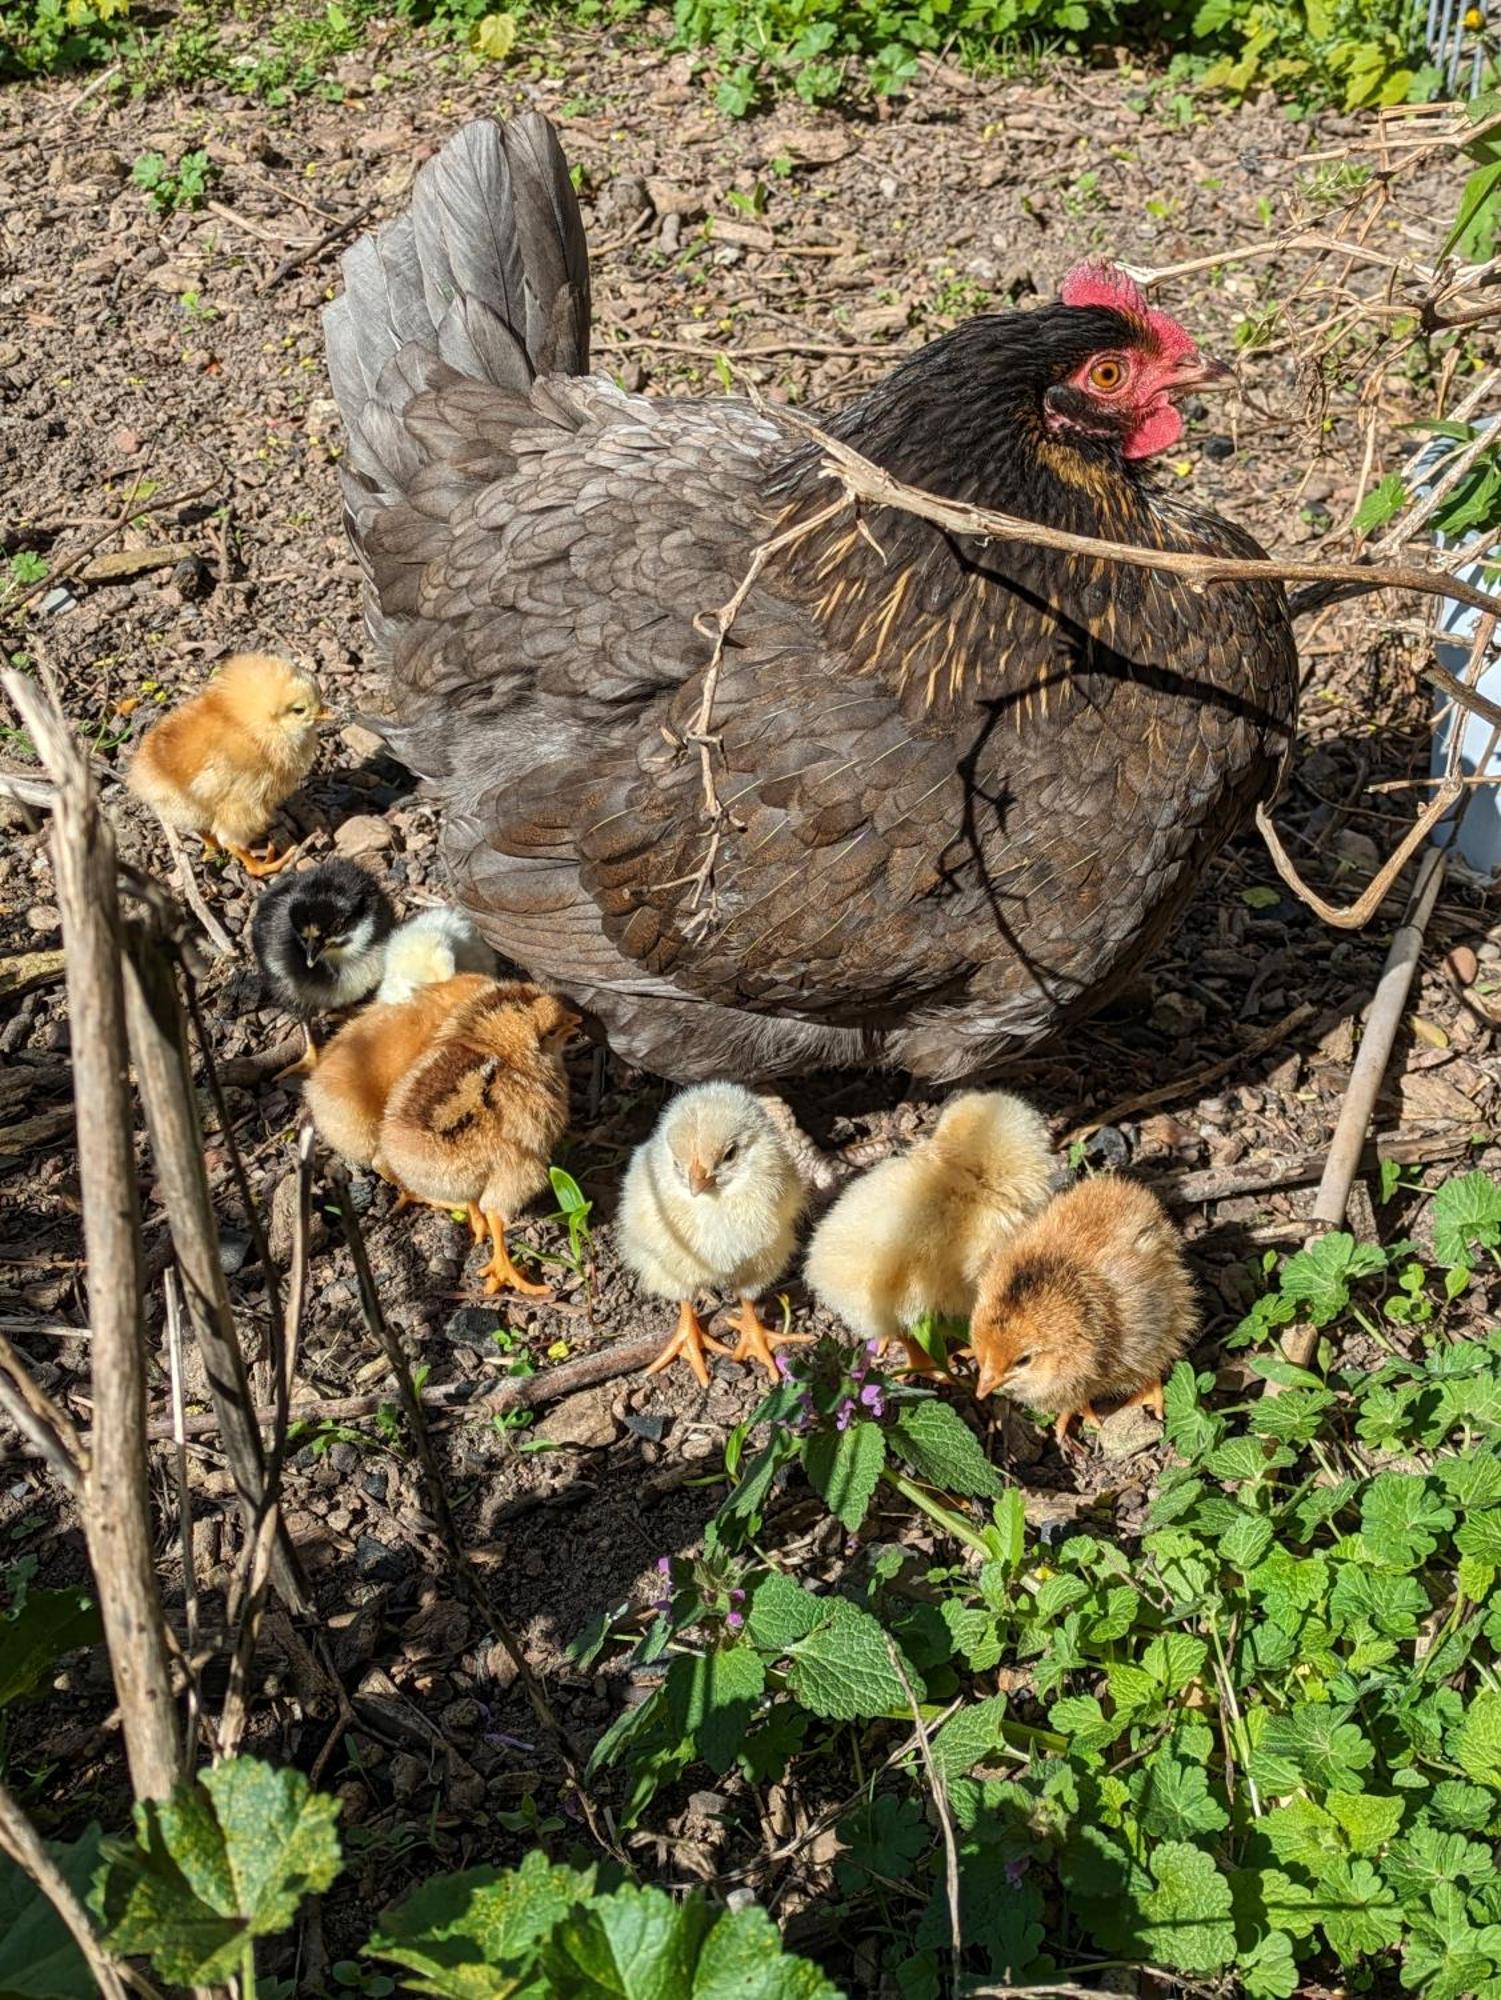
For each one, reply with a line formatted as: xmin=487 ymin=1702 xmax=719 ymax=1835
xmin=251 ymin=859 xmax=396 ymax=1071
xmin=375 ymin=906 xmax=497 ymax=1005
xmin=378 ymin=980 xmax=579 ymax=1297
xmin=126 ymin=653 xmax=329 ymax=876
xmin=303 ymin=973 xmax=496 ymax=1172
xmin=970 ymin=1174 xmax=1197 ymax=1446
xmin=803 ymin=1091 xmax=1054 ymax=1371
xmin=617 ymin=1083 xmax=809 ymax=1388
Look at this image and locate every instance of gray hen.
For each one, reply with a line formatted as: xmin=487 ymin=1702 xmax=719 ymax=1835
xmin=324 ymin=115 xmax=1295 ymax=1084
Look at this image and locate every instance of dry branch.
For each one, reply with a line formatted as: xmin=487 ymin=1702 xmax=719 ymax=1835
xmin=0 ymin=1777 xmax=130 ymax=2000
xmin=120 ymin=907 xmax=309 ymax=1615
xmin=1 ymin=670 xmax=179 ymax=1800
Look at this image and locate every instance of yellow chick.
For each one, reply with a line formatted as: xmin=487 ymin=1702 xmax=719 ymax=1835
xmin=375 ymin=906 xmax=497 ymax=1005
xmin=377 ymin=979 xmax=579 ymax=1297
xmin=303 ymin=972 xmax=497 ymax=1174
xmin=802 ymin=1091 xmax=1054 ymax=1370
xmin=126 ymin=653 xmax=328 ymax=876
xmin=617 ymin=1083 xmax=809 ymax=1388
xmin=970 ymin=1174 xmax=1197 ymax=1446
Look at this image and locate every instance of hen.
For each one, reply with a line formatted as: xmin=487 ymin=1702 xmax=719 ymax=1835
xmin=325 ymin=116 xmax=1296 ymax=1084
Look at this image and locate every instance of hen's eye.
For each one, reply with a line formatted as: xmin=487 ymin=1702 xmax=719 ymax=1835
xmin=1088 ymin=358 xmax=1126 ymax=391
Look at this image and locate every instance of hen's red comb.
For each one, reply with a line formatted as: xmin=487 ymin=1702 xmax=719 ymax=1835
xmin=1059 ymin=260 xmax=1195 ymax=359
xmin=1059 ymin=261 xmax=1151 ymax=316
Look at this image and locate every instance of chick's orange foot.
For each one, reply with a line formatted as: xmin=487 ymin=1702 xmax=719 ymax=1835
xmin=273 ymin=1030 xmax=320 ymax=1082
xmin=644 ymin=1300 xmax=735 ymax=1390
xmin=219 ymin=838 xmax=298 ymax=878
xmin=478 ymin=1215 xmax=551 ymax=1298
xmin=725 ymin=1297 xmax=811 ymax=1382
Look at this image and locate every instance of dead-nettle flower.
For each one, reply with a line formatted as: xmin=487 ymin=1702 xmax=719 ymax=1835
xmin=859 ymin=1381 xmax=886 ymax=1417
xmin=726 ymin=1609 xmax=745 ymax=1630
xmin=834 ymin=1396 xmax=856 ymax=1432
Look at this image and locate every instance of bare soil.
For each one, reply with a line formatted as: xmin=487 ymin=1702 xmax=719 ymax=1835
xmin=1 ymin=22 xmax=1498 ymax=1984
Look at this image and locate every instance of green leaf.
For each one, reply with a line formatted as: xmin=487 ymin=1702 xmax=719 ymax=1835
xmin=1251 ymin=1706 xmax=1375 ymax=1794
xmin=1162 ymin=1362 xmax=1221 ymax=1458
xmin=1262 ymin=1797 xmax=1345 ymax=1876
xmin=1316 ymin=1858 xmax=1403 ymax=1963
xmin=1048 ymin=1694 xmax=1121 ymax=1755
xmin=368 ymin=1852 xmax=592 ymax=1997
xmin=1351 ymin=472 xmax=1407 ymax=534
xmin=1325 ymin=1790 xmax=1402 ymax=1854
xmin=1137 ymin=1841 xmax=1236 ymax=1973
xmin=938 ymin=1600 xmax=1002 ymax=1672
xmin=784 ymin=1600 xmax=913 ymax=1721
xmin=1431 ymin=1780 xmax=1496 ymax=1832
xmin=1239 ymin=1926 xmax=1298 ymax=2000
xmin=94 ymin=1757 xmax=342 ymax=1985
xmin=1455 ymin=1688 xmax=1501 ymax=1789
xmin=1359 ymin=1472 xmax=1455 ymax=1568
xmin=1240 ymin=884 xmax=1281 ymax=910
xmin=1327 ymin=1564 xmax=1429 ymax=1637
xmin=1438 ymin=1450 xmax=1501 ymax=1512
xmin=1132 ymin=1758 xmax=1229 ymax=1841
xmin=1383 ymin=1825 xmax=1492 ymax=1904
xmin=1276 ymin=1233 xmax=1387 ymax=1327
xmin=0 ymin=1586 xmax=100 ymax=1709
xmin=1142 ymin=1632 xmax=1208 ymax=1692
xmin=544 ymin=1891 xmax=842 ymax=1999
xmin=835 ymin=1794 xmax=928 ymax=1893
xmin=929 ymin=1694 xmax=1008 ymax=1781
xmin=0 ymin=1826 xmax=105 ymax=2000
xmin=889 ymin=1401 xmax=1002 ymax=1496
xmin=1402 ymin=1881 xmax=1501 ymax=2000
xmin=745 ymin=1572 xmax=823 ymax=1653
xmin=1445 ymin=159 xmax=1501 ymax=262
xmin=665 ymin=1644 xmax=765 ymax=1777
xmin=1432 ymin=1170 xmax=1501 ymax=1267
xmin=1457 ymin=1509 xmax=1501 ymax=1567
xmin=801 ymin=1420 xmax=884 ymax=1532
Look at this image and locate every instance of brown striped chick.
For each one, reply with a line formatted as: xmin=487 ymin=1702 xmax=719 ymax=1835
xmin=970 ymin=1174 xmax=1197 ymax=1449
xmin=303 ymin=973 xmax=497 ymax=1174
xmin=377 ymin=980 xmax=580 ymax=1297
xmin=126 ymin=653 xmax=328 ymax=876
xmin=803 ymin=1091 xmax=1054 ymax=1373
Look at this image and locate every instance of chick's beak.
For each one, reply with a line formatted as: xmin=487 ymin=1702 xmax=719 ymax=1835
xmin=314 ymin=706 xmax=336 ymax=723
xmin=974 ymin=1356 xmax=1002 ymax=1401
xmin=687 ymin=1159 xmax=714 ymax=1197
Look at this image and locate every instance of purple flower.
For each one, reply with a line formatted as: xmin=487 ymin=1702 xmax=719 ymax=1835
xmin=653 ymin=1596 xmax=672 ymax=1614
xmin=726 ymin=1610 xmax=744 ymax=1630
xmin=656 ymin=1555 xmax=672 ymax=1574
xmin=728 ymin=1588 xmax=746 ymax=1606
xmin=835 ymin=1398 xmax=854 ymax=1432
xmin=775 ymin=1352 xmax=792 ymax=1379
xmin=865 ymin=1337 xmax=883 ymax=1356
xmin=859 ymin=1382 xmax=886 ymax=1417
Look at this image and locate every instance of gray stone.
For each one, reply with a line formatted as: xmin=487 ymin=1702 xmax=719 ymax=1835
xmin=534 ymin=1385 xmax=618 ymax=1449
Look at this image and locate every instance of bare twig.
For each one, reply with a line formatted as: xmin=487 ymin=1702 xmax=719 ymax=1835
xmin=163 ymin=1273 xmax=203 ymax=1754
xmin=0 ymin=469 xmax=222 ymax=624
xmin=0 ymin=1329 xmax=85 ymax=1497
xmin=2 ymin=668 xmax=179 ymax=1801
xmin=1255 ymin=776 xmax=1462 ymax=928
xmin=258 ymin=197 xmax=378 ymax=292
xmin=120 ymin=906 xmax=308 ymax=1615
xmin=1274 ymin=846 xmax=1450 ymax=1383
xmin=888 ymin=1643 xmax=961 ymax=1987
xmin=0 ymin=1777 xmax=131 ymax=2000
xmin=158 ymin=820 xmax=234 ymax=959
xmin=1063 ymin=1004 xmax=1315 ymax=1146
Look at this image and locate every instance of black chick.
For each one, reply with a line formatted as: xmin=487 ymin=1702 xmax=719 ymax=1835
xmin=250 ymin=859 xmax=395 ymax=1073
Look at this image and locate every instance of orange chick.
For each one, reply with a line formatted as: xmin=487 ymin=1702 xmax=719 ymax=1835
xmin=303 ymin=973 xmax=497 ymax=1174
xmin=970 ymin=1173 xmax=1196 ymax=1447
xmin=125 ymin=653 xmax=328 ymax=875
xmin=377 ymin=980 xmax=579 ymax=1297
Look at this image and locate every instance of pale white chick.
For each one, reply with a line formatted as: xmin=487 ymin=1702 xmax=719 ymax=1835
xmin=618 ymin=1083 xmax=809 ymax=1387
xmin=803 ymin=1090 xmax=1054 ymax=1372
xmin=376 ymin=906 xmax=498 ymax=1004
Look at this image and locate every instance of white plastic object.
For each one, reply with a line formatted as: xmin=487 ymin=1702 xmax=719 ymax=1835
xmin=1415 ymin=430 xmax=1501 ymax=881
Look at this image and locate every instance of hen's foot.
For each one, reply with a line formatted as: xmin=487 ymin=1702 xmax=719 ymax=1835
xmin=725 ymin=1297 xmax=812 ymax=1381
xmin=644 ymin=1300 xmax=734 ymax=1390
xmin=479 ymin=1214 xmax=551 ymax=1299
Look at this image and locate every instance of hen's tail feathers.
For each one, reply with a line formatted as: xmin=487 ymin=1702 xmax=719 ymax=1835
xmin=324 ymin=113 xmax=590 ymax=434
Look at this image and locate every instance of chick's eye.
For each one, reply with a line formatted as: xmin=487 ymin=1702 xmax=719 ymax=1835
xmin=721 ymin=1141 xmax=739 ymax=1164
xmin=1013 ymin=1352 xmax=1034 ymax=1370
xmin=1088 ymin=357 xmax=1126 ymax=392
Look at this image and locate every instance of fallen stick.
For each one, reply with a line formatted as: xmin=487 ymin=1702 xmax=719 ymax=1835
xmin=1278 ymin=845 xmax=1449 ymax=1378
xmin=46 ymin=1334 xmax=668 ymax=1451
xmin=1153 ymin=1126 xmax=1484 ymax=1206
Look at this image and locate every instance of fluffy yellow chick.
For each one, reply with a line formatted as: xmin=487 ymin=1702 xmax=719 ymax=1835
xmin=375 ymin=906 xmax=497 ymax=1004
xmin=618 ymin=1083 xmax=809 ymax=1387
xmin=303 ymin=973 xmax=497 ymax=1173
xmin=126 ymin=653 xmax=328 ymax=875
xmin=378 ymin=980 xmax=579 ymax=1297
xmin=803 ymin=1091 xmax=1054 ymax=1370
xmin=970 ymin=1174 xmax=1197 ymax=1446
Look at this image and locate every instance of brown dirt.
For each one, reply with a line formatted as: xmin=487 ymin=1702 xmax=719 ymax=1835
xmin=1 ymin=20 xmax=1498 ymax=1984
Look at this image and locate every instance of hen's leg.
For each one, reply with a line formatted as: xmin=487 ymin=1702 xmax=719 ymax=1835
xmin=725 ymin=1296 xmax=812 ymax=1382
xmin=644 ymin=1300 xmax=734 ymax=1390
xmin=478 ymin=1212 xmax=551 ymax=1299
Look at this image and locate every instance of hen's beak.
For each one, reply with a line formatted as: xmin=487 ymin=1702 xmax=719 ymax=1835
xmin=687 ymin=1159 xmax=715 ymax=1196
xmin=1172 ymin=352 xmax=1235 ymax=393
